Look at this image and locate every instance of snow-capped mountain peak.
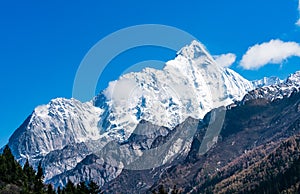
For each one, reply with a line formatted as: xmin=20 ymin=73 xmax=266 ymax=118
xmin=252 ymin=76 xmax=283 ymax=88
xmin=243 ymin=71 xmax=300 ymax=102
xmin=9 ymin=98 xmax=102 ymax=163
xmin=98 ymin=40 xmax=254 ymax=140
xmin=177 ymin=40 xmax=214 ymax=62
xmin=7 ymin=40 xmax=256 ymax=187
xmin=286 ymin=71 xmax=300 ymax=86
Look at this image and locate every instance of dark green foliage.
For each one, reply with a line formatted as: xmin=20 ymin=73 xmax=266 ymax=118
xmin=0 ymin=145 xmax=23 ymax=184
xmin=0 ymin=145 xmax=103 ymax=194
xmin=57 ymin=187 xmax=62 ymax=194
xmin=34 ymin=162 xmax=44 ymax=193
xmin=64 ymin=179 xmax=75 ymax=194
xmin=0 ymin=145 xmax=48 ymax=193
xmin=76 ymin=181 xmax=89 ymax=194
xmin=47 ymin=184 xmax=55 ymax=194
xmin=88 ymin=180 xmax=102 ymax=194
xmin=23 ymin=159 xmax=36 ymax=192
xmin=59 ymin=179 xmax=103 ymax=194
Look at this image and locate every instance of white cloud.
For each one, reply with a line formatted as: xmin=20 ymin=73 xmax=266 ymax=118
xmin=214 ymin=53 xmax=236 ymax=67
xmin=240 ymin=39 xmax=300 ymax=70
xmin=297 ymin=19 xmax=300 ymax=26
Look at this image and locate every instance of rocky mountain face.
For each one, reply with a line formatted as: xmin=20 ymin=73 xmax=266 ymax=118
xmin=148 ymin=88 xmax=300 ymax=194
xmin=101 ymin=71 xmax=300 ymax=193
xmin=6 ymin=40 xmax=255 ymax=188
xmin=95 ymin=40 xmax=253 ymax=141
xmin=7 ymin=98 xmax=104 ymax=184
xmin=4 ymin=39 xmax=300 ymax=192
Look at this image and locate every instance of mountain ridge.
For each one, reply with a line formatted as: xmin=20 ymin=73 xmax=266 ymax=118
xmin=148 ymin=90 xmax=300 ymax=194
xmin=4 ymin=40 xmax=300 ymax=190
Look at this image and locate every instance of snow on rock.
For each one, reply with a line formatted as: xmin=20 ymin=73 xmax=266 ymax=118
xmin=9 ymin=98 xmax=103 ymax=165
xmin=243 ymin=71 xmax=300 ymax=102
xmin=7 ymin=40 xmax=256 ymax=186
xmin=96 ymin=40 xmax=254 ymax=141
xmin=252 ymin=76 xmax=283 ymax=88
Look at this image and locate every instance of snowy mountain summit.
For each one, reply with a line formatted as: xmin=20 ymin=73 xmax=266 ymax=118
xmin=8 ymin=40 xmax=255 ymax=186
xmin=243 ymin=71 xmax=300 ymax=102
xmin=252 ymin=76 xmax=283 ymax=88
xmin=95 ymin=40 xmax=253 ymax=140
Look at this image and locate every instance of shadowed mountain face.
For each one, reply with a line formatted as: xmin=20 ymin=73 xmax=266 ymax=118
xmin=97 ymin=91 xmax=300 ymax=193
xmin=146 ymin=92 xmax=300 ymax=194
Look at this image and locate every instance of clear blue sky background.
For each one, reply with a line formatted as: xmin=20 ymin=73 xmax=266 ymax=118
xmin=0 ymin=0 xmax=300 ymax=147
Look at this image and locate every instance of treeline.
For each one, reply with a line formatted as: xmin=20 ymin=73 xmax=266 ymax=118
xmin=0 ymin=145 xmax=102 ymax=194
xmin=56 ymin=180 xmax=102 ymax=194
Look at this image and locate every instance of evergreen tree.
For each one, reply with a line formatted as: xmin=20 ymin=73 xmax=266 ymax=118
xmin=1 ymin=145 xmax=23 ymax=183
xmin=22 ymin=159 xmax=36 ymax=192
xmin=0 ymin=146 xmax=49 ymax=194
xmin=64 ymin=179 xmax=75 ymax=194
xmin=88 ymin=180 xmax=102 ymax=194
xmin=76 ymin=181 xmax=89 ymax=194
xmin=57 ymin=186 xmax=62 ymax=194
xmin=34 ymin=161 xmax=44 ymax=193
xmin=47 ymin=184 xmax=55 ymax=194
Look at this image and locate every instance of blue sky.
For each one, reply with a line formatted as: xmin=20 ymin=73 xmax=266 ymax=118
xmin=0 ymin=0 xmax=300 ymax=147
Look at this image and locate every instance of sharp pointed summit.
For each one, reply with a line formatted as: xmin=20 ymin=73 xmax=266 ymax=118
xmin=7 ymin=40 xmax=256 ymax=187
xmin=177 ymin=40 xmax=215 ymax=63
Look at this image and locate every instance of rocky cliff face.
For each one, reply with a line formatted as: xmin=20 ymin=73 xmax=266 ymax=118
xmin=8 ymin=40 xmax=300 ymax=192
xmin=148 ymin=90 xmax=300 ymax=194
xmin=6 ymin=40 xmax=255 ymax=188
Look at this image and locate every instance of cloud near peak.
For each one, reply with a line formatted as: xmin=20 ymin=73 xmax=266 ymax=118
xmin=240 ymin=39 xmax=300 ymax=70
xmin=214 ymin=53 xmax=236 ymax=67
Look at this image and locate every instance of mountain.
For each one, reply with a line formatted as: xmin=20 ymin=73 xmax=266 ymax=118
xmin=6 ymin=40 xmax=300 ymax=192
xmin=6 ymin=40 xmax=255 ymax=188
xmin=243 ymin=71 xmax=300 ymax=102
xmin=148 ymin=87 xmax=300 ymax=194
xmin=8 ymin=98 xmax=102 ymax=165
xmin=252 ymin=76 xmax=283 ymax=88
xmin=95 ymin=40 xmax=254 ymax=141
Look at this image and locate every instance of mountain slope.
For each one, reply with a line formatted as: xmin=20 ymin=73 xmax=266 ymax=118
xmin=8 ymin=98 xmax=102 ymax=165
xmin=149 ymin=90 xmax=300 ymax=194
xmin=252 ymin=76 xmax=283 ymax=88
xmin=210 ymin=134 xmax=300 ymax=193
xmin=243 ymin=71 xmax=300 ymax=102
xmin=6 ymin=40 xmax=255 ymax=187
xmin=96 ymin=40 xmax=253 ymax=141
